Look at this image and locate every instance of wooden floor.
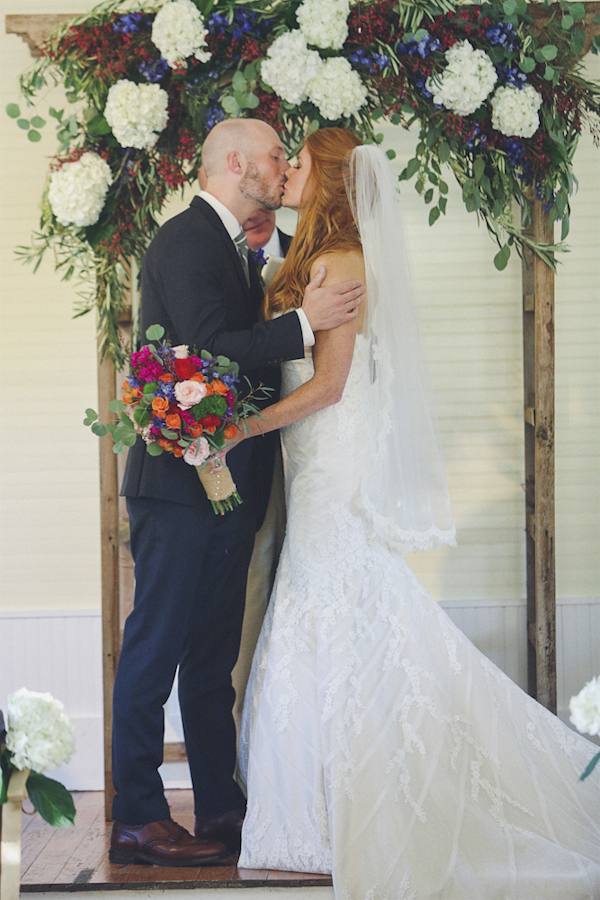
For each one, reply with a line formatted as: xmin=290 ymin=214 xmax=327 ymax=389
xmin=19 ymin=791 xmax=333 ymax=892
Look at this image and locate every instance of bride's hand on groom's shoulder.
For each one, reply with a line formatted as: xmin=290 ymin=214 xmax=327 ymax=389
xmin=301 ymin=265 xmax=365 ymax=333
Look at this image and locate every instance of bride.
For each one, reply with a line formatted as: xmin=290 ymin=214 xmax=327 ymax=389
xmin=222 ymin=127 xmax=600 ymax=898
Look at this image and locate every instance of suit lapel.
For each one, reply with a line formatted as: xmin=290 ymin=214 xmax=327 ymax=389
xmin=190 ymin=196 xmax=249 ymax=295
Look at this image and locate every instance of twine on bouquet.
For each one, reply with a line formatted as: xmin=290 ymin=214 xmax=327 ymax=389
xmin=0 ymin=767 xmax=29 ymax=900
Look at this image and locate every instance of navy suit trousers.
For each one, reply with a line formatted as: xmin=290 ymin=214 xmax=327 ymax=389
xmin=111 ymin=495 xmax=256 ymax=824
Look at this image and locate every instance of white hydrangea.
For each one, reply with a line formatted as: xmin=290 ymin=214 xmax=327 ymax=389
xmin=297 ymin=0 xmax=350 ymax=50
xmin=491 ymin=83 xmax=542 ymax=139
xmin=104 ymin=79 xmax=169 ymax=149
xmin=151 ymin=0 xmax=211 ymax=68
xmin=261 ymin=31 xmax=322 ymax=106
xmin=308 ymin=56 xmax=367 ymax=120
xmin=6 ymin=688 xmax=75 ymax=773
xmin=426 ymin=40 xmax=497 ymax=117
xmin=48 ymin=151 xmax=112 ymax=227
xmin=569 ymin=676 xmax=600 ymax=737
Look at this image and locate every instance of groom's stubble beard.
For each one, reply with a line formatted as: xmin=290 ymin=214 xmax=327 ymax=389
xmin=239 ymin=160 xmax=283 ymax=211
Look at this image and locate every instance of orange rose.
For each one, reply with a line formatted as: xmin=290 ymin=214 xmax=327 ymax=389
xmin=122 ymin=392 xmax=133 ymax=404
xmin=204 ymin=383 xmax=214 ymax=396
xmin=187 ymin=424 xmax=203 ymax=437
xmin=204 ymin=424 xmax=216 ymax=433
xmin=224 ymin=424 xmax=238 ymax=439
xmin=212 ymin=379 xmax=228 ymax=395
xmin=189 ymin=373 xmax=205 ymax=383
xmin=152 ymin=397 xmax=169 ymax=415
xmin=166 ymin=413 xmax=181 ymax=429
xmin=159 ymin=373 xmax=174 ymax=383
xmin=158 ymin=439 xmax=173 ymax=452
xmin=131 ymin=387 xmax=142 ymax=398
xmin=172 ymin=445 xmax=184 ymax=458
xmin=121 ymin=380 xmax=130 ymax=391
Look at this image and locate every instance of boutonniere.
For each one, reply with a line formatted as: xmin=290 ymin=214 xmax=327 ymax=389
xmin=251 ymin=249 xmax=267 ymax=270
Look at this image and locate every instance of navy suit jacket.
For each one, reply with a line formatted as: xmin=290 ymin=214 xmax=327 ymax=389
xmin=121 ymin=196 xmax=304 ymax=523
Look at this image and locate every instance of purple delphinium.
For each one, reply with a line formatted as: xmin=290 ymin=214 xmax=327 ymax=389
xmin=496 ymin=64 xmax=527 ymax=88
xmin=349 ymin=48 xmax=390 ymax=73
xmin=139 ymin=58 xmax=169 ymax=83
xmin=113 ymin=12 xmax=144 ymax=34
xmin=486 ymin=22 xmax=521 ymax=53
xmin=466 ymin=124 xmax=489 ymax=151
xmin=396 ymin=35 xmax=441 ymax=58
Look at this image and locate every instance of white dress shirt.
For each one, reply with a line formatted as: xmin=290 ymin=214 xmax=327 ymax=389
xmin=199 ymin=191 xmax=314 ymax=347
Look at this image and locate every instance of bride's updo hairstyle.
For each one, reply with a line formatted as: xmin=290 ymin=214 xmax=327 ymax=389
xmin=265 ymin=127 xmax=363 ymax=317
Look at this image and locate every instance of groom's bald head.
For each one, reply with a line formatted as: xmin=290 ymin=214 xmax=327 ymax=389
xmin=200 ymin=118 xmax=289 ymax=219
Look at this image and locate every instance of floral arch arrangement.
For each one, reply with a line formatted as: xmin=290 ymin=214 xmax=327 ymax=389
xmin=7 ymin=0 xmax=600 ymax=364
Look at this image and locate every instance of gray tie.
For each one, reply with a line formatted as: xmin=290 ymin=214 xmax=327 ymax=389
xmin=233 ymin=230 xmax=250 ymax=285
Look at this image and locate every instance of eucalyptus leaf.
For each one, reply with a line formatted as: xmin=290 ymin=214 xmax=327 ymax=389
xmin=85 ymin=408 xmax=99 ymax=420
xmin=28 ymin=130 xmax=42 ymax=142
xmin=474 ymin=157 xmax=485 ymax=183
xmin=6 ymin=103 xmax=20 ymax=118
xmin=201 ymin=350 xmax=213 ymax=361
xmin=146 ymin=442 xmax=164 ymax=456
xmin=541 ymin=44 xmax=558 ymax=61
xmin=222 ymin=95 xmax=240 ymax=115
xmin=569 ymin=2 xmax=585 ymax=20
xmin=17 ymin=118 xmax=30 ymax=130
xmin=109 ymin=399 xmax=126 ymax=413
xmin=438 ymin=141 xmax=451 ymax=164
xmin=243 ymin=93 xmax=260 ymax=110
xmin=30 ymin=116 xmax=46 ymax=128
xmin=122 ymin=432 xmax=137 ymax=447
xmin=561 ymin=14 xmax=574 ymax=30
xmin=26 ymin=771 xmax=75 ymax=827
xmin=494 ymin=244 xmax=511 ymax=270
xmin=439 ymin=197 xmax=447 ymax=214
xmin=386 ymin=149 xmax=396 ymax=160
xmin=161 ymin=429 xmax=178 ymax=439
xmin=424 ymin=188 xmax=434 ymax=204
xmin=91 ymin=422 xmax=107 ymax=436
xmin=429 ymin=206 xmax=440 ymax=226
xmin=405 ymin=157 xmax=420 ymax=179
xmin=216 ymin=355 xmax=231 ymax=367
xmin=571 ymin=27 xmax=585 ymax=54
xmin=232 ymin=71 xmax=247 ymax=91
xmin=544 ymin=65 xmax=555 ymax=80
xmin=145 ymin=324 xmax=165 ymax=340
xmin=519 ymin=57 xmax=536 ymax=73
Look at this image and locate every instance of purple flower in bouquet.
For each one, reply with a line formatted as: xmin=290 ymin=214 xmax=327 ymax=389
xmin=113 ymin=12 xmax=144 ymax=34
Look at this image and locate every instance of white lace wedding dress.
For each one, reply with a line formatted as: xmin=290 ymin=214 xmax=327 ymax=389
xmin=238 ymin=337 xmax=600 ymax=900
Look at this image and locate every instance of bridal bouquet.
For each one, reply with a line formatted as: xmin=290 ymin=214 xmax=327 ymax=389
xmin=0 ymin=689 xmax=76 ymax=827
xmin=569 ymin=676 xmax=600 ymax=782
xmin=85 ymin=325 xmax=268 ymax=514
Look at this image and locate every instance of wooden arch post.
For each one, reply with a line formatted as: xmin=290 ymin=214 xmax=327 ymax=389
xmin=522 ymin=203 xmax=556 ymax=712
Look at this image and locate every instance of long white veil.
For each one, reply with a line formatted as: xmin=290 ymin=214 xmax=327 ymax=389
xmin=345 ymin=144 xmax=456 ymax=551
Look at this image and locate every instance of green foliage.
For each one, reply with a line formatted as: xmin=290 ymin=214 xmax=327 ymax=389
xmin=26 ymin=771 xmax=76 ymax=827
xmin=5 ymin=0 xmax=600 ymax=364
xmin=580 ymin=751 xmax=600 ymax=781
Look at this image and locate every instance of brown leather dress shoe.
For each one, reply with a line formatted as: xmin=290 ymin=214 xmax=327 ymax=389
xmin=195 ymin=807 xmax=245 ymax=853
xmin=109 ymin=818 xmax=229 ymax=866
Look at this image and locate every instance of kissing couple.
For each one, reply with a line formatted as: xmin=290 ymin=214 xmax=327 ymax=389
xmin=110 ymin=119 xmax=600 ymax=899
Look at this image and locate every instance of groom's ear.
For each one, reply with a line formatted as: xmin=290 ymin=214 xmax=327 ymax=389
xmin=226 ymin=150 xmax=244 ymax=175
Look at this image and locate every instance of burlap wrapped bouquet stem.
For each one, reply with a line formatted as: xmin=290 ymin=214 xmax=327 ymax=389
xmin=197 ymin=463 xmax=242 ymax=515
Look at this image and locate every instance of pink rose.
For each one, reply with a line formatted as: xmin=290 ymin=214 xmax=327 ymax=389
xmin=184 ymin=437 xmax=210 ymax=467
xmin=175 ymin=379 xmax=207 ymax=408
xmin=172 ymin=344 xmax=189 ymax=359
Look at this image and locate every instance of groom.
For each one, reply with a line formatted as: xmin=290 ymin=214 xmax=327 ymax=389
xmin=110 ymin=118 xmax=365 ymax=867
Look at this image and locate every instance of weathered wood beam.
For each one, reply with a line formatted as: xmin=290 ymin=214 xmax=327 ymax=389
xmin=521 ymin=201 xmax=557 ymax=714
xmin=5 ymin=14 xmax=75 ymax=56
xmin=97 ymin=352 xmax=121 ymax=820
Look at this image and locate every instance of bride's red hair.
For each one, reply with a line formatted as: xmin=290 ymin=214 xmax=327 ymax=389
xmin=265 ymin=128 xmax=363 ymax=317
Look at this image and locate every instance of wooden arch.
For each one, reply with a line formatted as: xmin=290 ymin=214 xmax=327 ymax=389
xmin=6 ymin=7 xmax=600 ymax=817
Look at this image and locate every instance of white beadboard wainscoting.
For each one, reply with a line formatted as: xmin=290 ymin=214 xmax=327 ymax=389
xmin=1 ymin=599 xmax=598 ymax=790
